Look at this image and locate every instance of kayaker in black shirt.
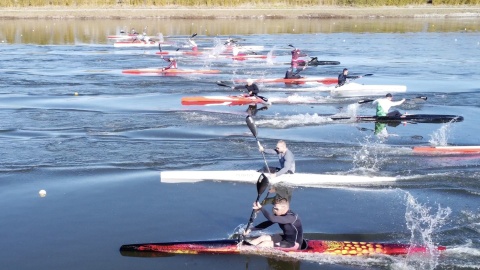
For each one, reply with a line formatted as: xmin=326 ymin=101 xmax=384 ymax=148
xmin=244 ymin=193 xmax=303 ymax=250
xmin=337 ymin=68 xmax=361 ymax=87
xmin=232 ymin=79 xmax=259 ymax=96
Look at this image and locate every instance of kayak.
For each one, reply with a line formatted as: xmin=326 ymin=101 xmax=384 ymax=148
xmin=234 ymin=77 xmax=338 ymax=85
xmin=120 ymin=238 xmax=445 ymax=257
xmin=114 ymin=40 xmax=170 ymax=48
xmin=160 ymin=170 xmax=396 ymax=185
xmin=107 ymin=34 xmax=138 ymax=40
xmin=413 ymin=145 xmax=480 ymax=154
xmin=226 ymin=54 xmax=271 ymax=61
xmin=122 ymin=68 xmax=220 ymax=75
xmin=331 ymin=114 xmax=464 ymax=124
xmin=181 ymin=96 xmax=270 ymax=106
xmin=330 ymin=83 xmax=407 ymax=97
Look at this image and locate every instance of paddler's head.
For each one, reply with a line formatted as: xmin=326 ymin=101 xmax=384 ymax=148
xmin=386 ymin=93 xmax=393 ymax=100
xmin=343 ymin=68 xmax=348 ymax=75
xmin=274 ymin=140 xmax=287 ymax=154
xmin=272 ymin=194 xmax=290 ymax=216
xmin=246 ymin=79 xmax=254 ymax=86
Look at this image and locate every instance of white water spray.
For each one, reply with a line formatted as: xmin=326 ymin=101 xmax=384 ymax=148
xmin=351 ymin=136 xmax=388 ymax=173
xmin=394 ymin=193 xmax=451 ymax=270
xmin=428 ymin=121 xmax=454 ymax=146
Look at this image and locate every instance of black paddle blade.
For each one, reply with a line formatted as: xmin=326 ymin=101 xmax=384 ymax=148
xmin=358 ymin=99 xmax=374 ymax=104
xmin=363 ymin=74 xmax=374 ymax=77
xmin=191 ymin=33 xmax=197 ymax=38
xmin=256 ymin=173 xmax=269 ymax=196
xmin=245 ymin=116 xmax=258 ymax=138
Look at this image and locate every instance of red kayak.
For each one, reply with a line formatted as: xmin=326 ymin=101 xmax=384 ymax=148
xmin=225 ymin=54 xmax=272 ymax=61
xmin=120 ymin=239 xmax=446 ymax=257
xmin=122 ymin=68 xmax=220 ymax=75
xmin=235 ymin=77 xmax=338 ymax=85
xmin=413 ymin=145 xmax=480 ymax=154
xmin=181 ymin=95 xmax=270 ymax=106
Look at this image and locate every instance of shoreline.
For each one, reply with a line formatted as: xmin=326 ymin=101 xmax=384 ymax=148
xmin=1 ymin=5 xmax=480 ymax=19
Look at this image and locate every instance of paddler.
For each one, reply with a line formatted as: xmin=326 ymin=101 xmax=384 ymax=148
xmin=372 ymin=93 xmax=406 ymax=117
xmin=161 ymin=57 xmax=177 ymax=71
xmin=232 ymin=79 xmax=259 ymax=97
xmin=284 ymin=68 xmax=303 ymax=79
xmin=290 ymin=47 xmax=307 ymax=69
xmin=258 ymin=140 xmax=295 ymax=177
xmin=243 ymin=191 xmax=303 ymax=250
xmin=337 ymin=68 xmax=362 ymax=87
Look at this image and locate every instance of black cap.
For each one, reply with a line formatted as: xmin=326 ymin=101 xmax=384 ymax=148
xmin=343 ymin=68 xmax=348 ymax=71
xmin=386 ymin=93 xmax=392 ymax=97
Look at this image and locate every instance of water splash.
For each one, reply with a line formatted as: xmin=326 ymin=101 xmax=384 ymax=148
xmin=394 ymin=193 xmax=451 ymax=270
xmin=428 ymin=121 xmax=454 ymax=146
xmin=266 ymin=46 xmax=276 ymax=65
xmin=350 ymin=136 xmax=387 ymax=173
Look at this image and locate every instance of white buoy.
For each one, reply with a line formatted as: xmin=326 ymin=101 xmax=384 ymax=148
xmin=39 ymin=190 xmax=47 ymax=197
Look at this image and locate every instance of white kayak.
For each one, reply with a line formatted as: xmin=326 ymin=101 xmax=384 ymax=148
xmin=160 ymin=170 xmax=397 ymax=186
xmin=330 ymin=83 xmax=407 ymax=97
xmin=113 ymin=40 xmax=171 ymax=48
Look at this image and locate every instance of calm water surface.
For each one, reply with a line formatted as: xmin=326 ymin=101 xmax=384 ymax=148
xmin=0 ymin=18 xmax=479 ymax=270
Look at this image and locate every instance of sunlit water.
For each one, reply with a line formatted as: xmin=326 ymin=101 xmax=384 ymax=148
xmin=0 ymin=18 xmax=479 ymax=270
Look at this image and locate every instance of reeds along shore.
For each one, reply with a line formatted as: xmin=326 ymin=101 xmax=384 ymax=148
xmin=2 ymin=0 xmax=480 ymax=7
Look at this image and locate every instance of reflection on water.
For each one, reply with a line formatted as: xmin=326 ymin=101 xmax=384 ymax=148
xmin=0 ymin=18 xmax=479 ymax=44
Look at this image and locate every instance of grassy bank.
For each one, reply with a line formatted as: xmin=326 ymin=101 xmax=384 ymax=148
xmin=1 ymin=0 xmax=480 ymax=7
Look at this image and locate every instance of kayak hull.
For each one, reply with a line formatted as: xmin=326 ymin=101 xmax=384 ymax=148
xmin=120 ymin=239 xmax=445 ymax=257
xmin=122 ymin=68 xmax=220 ymax=75
xmin=235 ymin=77 xmax=338 ymax=85
xmin=413 ymin=145 xmax=480 ymax=154
xmin=181 ymin=96 xmax=270 ymax=106
xmin=114 ymin=41 xmax=163 ymax=47
xmin=331 ymin=83 xmax=407 ymax=97
xmin=160 ymin=170 xmax=396 ymax=185
xmin=331 ymin=114 xmax=464 ymax=124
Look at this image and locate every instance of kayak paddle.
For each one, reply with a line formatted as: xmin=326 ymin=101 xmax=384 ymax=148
xmin=216 ymin=81 xmax=234 ymax=88
xmin=242 ymin=173 xmax=270 ymax=239
xmin=358 ymin=96 xmax=427 ymax=104
xmin=246 ymin=116 xmax=271 ymax=174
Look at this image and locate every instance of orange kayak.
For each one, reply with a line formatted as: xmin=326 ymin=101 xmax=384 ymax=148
xmin=413 ymin=146 xmax=480 ymax=154
xmin=181 ymin=95 xmax=270 ymax=106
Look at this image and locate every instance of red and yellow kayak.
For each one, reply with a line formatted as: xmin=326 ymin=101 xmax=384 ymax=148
xmin=122 ymin=68 xmax=220 ymax=75
xmin=120 ymin=239 xmax=446 ymax=257
xmin=181 ymin=95 xmax=270 ymax=106
xmin=413 ymin=145 xmax=480 ymax=154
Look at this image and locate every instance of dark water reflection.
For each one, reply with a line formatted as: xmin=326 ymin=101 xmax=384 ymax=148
xmin=1 ymin=18 xmax=479 ymax=44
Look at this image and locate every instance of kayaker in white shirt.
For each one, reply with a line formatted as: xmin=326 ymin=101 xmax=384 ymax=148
xmin=372 ymin=93 xmax=406 ymax=117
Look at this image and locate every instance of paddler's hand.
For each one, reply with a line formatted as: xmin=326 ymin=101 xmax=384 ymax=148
xmin=258 ymin=145 xmax=264 ymax=152
xmin=243 ymin=229 xmax=251 ymax=236
xmin=252 ymin=201 xmax=262 ymax=210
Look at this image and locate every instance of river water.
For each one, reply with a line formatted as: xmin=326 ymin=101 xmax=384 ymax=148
xmin=0 ymin=18 xmax=479 ymax=270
